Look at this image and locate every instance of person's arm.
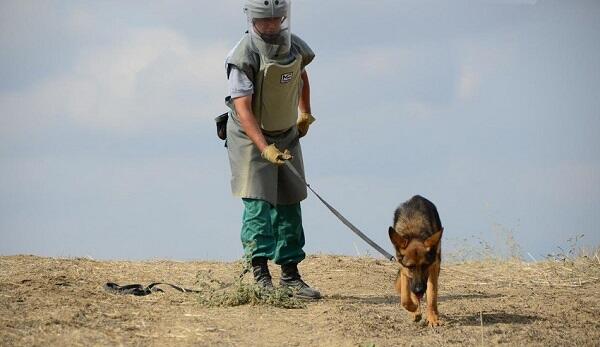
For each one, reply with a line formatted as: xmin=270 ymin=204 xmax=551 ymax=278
xmin=299 ymin=70 xmax=311 ymax=114
xmin=228 ymin=65 xmax=290 ymax=164
xmin=297 ymin=70 xmax=315 ymax=137
xmin=232 ymin=95 xmax=268 ymax=152
xmin=233 ymin=95 xmax=292 ymax=164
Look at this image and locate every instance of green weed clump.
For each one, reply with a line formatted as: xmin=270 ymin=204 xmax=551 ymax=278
xmin=195 ymin=242 xmax=306 ymax=309
xmin=195 ymin=272 xmax=305 ymax=309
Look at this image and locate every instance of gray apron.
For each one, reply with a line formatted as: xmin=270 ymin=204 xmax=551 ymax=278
xmin=226 ymin=114 xmax=307 ymax=206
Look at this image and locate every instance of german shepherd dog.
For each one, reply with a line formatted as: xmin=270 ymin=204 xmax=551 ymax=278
xmin=388 ymin=195 xmax=443 ymax=326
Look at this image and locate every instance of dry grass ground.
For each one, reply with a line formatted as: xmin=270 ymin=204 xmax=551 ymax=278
xmin=1 ymin=253 xmax=599 ymax=346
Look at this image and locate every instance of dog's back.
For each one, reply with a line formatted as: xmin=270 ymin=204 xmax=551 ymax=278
xmin=393 ymin=195 xmax=442 ymax=241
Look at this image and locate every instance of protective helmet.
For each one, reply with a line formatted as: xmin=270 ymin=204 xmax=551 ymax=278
xmin=244 ymin=0 xmax=291 ymax=59
xmin=244 ymin=0 xmax=289 ymax=19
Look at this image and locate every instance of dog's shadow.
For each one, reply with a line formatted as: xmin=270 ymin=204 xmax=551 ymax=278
xmin=327 ymin=294 xmax=542 ymax=326
xmin=326 ymin=294 xmax=398 ymax=305
xmin=447 ymin=311 xmax=542 ymax=326
xmin=328 ymin=292 xmax=505 ymax=305
xmin=438 ymin=293 xmax=505 ymax=301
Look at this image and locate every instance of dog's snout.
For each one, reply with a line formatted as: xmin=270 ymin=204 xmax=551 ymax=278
xmin=412 ymin=283 xmax=427 ymax=297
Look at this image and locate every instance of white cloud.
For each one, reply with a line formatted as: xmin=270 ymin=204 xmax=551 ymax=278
xmin=354 ymin=46 xmax=407 ymax=76
xmin=323 ymin=43 xmax=457 ymax=118
xmin=1 ymin=26 xmax=229 ymax=135
xmin=517 ymin=162 xmax=600 ymax=205
xmin=457 ymin=64 xmax=480 ymax=101
xmin=335 ymin=45 xmax=425 ymax=80
xmin=454 ymin=34 xmax=517 ymax=102
xmin=400 ymin=101 xmax=437 ymax=119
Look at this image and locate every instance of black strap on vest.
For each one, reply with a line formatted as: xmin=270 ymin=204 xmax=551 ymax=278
xmin=104 ymin=282 xmax=201 ymax=296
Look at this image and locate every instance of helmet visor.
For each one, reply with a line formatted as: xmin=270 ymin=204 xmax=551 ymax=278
xmin=252 ymin=16 xmax=288 ymax=44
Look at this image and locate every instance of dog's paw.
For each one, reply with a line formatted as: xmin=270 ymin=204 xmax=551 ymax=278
xmin=426 ymin=314 xmax=442 ymax=327
xmin=411 ymin=312 xmax=422 ymax=322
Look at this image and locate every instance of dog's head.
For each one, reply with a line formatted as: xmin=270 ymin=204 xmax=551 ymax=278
xmin=388 ymin=227 xmax=443 ymax=299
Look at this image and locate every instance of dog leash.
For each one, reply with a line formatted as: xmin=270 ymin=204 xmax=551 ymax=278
xmin=103 ymin=160 xmax=395 ymax=296
xmin=103 ymin=267 xmax=252 ymax=296
xmin=104 ymin=282 xmax=201 ymax=296
xmin=284 ymin=160 xmax=395 ymax=261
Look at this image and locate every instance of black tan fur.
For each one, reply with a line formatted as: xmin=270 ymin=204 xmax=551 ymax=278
xmin=388 ymin=195 xmax=443 ymax=326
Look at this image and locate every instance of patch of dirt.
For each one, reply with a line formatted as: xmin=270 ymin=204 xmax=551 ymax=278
xmin=1 ymin=254 xmax=599 ymax=346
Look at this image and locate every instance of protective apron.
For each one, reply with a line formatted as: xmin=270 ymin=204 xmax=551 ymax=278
xmin=226 ymin=52 xmax=307 ymax=206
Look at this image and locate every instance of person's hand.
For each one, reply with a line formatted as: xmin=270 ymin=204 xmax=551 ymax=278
xmin=297 ymin=112 xmax=316 ymax=138
xmin=261 ymin=144 xmax=293 ymax=165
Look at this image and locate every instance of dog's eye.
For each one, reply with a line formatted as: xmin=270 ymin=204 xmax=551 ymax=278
xmin=426 ymin=248 xmax=437 ymax=262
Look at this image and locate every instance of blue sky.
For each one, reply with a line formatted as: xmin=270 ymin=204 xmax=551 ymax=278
xmin=1 ymin=0 xmax=598 ymax=261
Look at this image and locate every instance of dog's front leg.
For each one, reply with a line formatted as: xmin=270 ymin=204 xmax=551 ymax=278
xmin=425 ymin=263 xmax=441 ymax=327
xmin=399 ymin=272 xmax=421 ymax=322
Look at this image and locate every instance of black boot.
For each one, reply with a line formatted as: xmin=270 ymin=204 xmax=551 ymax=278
xmin=251 ymin=257 xmax=274 ymax=291
xmin=280 ymin=263 xmax=321 ymax=300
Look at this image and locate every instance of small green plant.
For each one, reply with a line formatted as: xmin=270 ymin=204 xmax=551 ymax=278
xmin=196 ymin=275 xmax=305 ymax=309
xmin=195 ymin=241 xmax=306 ymax=309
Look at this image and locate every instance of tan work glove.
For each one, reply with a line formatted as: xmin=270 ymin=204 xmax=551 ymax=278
xmin=261 ymin=144 xmax=293 ymax=165
xmin=297 ymin=112 xmax=316 ymax=138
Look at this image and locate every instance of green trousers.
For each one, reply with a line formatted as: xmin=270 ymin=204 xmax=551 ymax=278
xmin=241 ymin=198 xmax=306 ymax=265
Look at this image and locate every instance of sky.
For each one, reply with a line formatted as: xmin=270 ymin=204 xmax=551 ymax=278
xmin=1 ymin=0 xmax=599 ymax=261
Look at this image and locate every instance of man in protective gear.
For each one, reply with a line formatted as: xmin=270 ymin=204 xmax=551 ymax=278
xmin=223 ymin=0 xmax=320 ymax=300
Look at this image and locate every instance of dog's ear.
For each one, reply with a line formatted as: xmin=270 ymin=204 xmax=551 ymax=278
xmin=424 ymin=228 xmax=443 ymax=250
xmin=389 ymin=227 xmax=409 ymax=250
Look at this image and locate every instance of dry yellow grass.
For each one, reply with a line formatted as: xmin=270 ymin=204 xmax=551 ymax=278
xmin=1 ymin=252 xmax=599 ymax=346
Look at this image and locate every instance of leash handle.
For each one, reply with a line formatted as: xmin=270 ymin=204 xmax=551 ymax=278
xmin=284 ymin=161 xmax=395 ymax=261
